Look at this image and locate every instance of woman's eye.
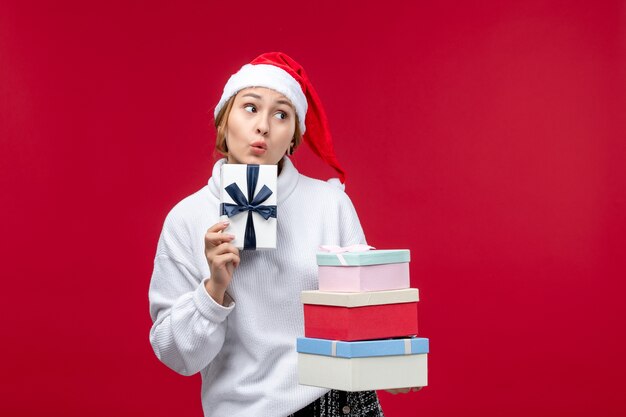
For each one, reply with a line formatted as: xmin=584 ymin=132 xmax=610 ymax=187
xmin=274 ymin=111 xmax=287 ymax=120
xmin=244 ymin=104 xmax=256 ymax=113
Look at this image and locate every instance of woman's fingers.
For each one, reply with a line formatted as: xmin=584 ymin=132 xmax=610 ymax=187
xmin=207 ymin=220 xmax=230 ymax=233
xmin=385 ymin=387 xmax=421 ymax=395
xmin=212 ymin=252 xmax=240 ymax=271
xmin=204 ymin=221 xmax=240 ymax=286
xmin=206 ymin=242 xmax=239 ymax=259
xmin=205 ymin=221 xmax=235 ymax=248
xmin=208 ymin=242 xmax=240 ymax=267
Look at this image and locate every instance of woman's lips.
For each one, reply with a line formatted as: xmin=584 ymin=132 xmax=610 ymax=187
xmin=250 ymin=146 xmax=267 ymax=155
xmin=250 ymin=140 xmax=267 ymax=155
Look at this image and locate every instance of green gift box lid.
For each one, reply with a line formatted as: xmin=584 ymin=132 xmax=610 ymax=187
xmin=316 ymin=249 xmax=410 ymax=266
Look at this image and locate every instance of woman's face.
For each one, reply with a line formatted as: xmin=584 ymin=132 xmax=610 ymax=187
xmin=225 ymin=87 xmax=297 ymax=166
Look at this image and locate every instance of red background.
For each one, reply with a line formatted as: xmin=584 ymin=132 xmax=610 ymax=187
xmin=1 ymin=1 xmax=625 ymax=416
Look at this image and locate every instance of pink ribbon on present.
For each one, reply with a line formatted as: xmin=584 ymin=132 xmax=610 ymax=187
xmin=319 ymin=244 xmax=375 ymax=266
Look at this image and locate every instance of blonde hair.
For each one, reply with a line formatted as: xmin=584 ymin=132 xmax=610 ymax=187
xmin=214 ymin=94 xmax=303 ymax=158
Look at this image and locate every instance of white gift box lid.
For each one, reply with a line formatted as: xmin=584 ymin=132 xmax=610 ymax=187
xmin=301 ymin=288 xmax=419 ymax=307
xmin=317 ymin=249 xmax=410 ymax=266
xmin=297 ymin=337 xmax=429 ymax=358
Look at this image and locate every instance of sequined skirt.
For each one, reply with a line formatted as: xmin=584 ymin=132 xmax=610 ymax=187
xmin=289 ymin=390 xmax=384 ymax=417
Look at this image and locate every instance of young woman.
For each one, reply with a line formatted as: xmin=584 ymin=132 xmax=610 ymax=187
xmin=149 ymin=52 xmax=410 ymax=417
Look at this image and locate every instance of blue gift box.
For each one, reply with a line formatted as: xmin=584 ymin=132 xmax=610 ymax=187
xmin=297 ymin=337 xmax=429 ymax=391
xmin=297 ymin=337 xmax=429 ymax=358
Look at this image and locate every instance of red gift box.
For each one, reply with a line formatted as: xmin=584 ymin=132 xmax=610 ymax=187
xmin=301 ymin=289 xmax=419 ymax=341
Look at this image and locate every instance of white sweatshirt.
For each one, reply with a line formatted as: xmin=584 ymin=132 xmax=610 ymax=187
xmin=149 ymin=157 xmax=366 ymax=417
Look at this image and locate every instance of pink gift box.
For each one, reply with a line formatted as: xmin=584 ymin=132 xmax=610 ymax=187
xmin=318 ymin=262 xmax=410 ymax=292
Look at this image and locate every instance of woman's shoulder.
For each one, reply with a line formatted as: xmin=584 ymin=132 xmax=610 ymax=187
xmin=296 ymin=173 xmax=354 ymax=206
xmin=163 ymin=185 xmax=217 ymax=228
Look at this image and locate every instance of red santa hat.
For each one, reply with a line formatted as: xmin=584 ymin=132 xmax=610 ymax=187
xmin=214 ymin=52 xmax=346 ymax=184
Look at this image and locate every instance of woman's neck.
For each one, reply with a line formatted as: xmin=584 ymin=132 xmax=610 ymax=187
xmin=277 ymin=158 xmax=284 ymax=176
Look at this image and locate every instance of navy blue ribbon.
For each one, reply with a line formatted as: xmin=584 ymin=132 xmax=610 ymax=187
xmin=221 ymin=165 xmax=277 ymax=250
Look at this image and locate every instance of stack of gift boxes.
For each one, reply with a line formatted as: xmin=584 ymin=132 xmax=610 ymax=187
xmin=297 ymin=247 xmax=429 ymax=391
xmin=218 ymin=165 xmax=429 ymax=391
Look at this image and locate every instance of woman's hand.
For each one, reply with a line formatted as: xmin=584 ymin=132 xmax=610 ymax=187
xmin=384 ymin=387 xmax=423 ymax=395
xmin=204 ymin=220 xmax=240 ymax=305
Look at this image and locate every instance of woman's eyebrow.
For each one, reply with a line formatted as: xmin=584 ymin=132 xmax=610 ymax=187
xmin=275 ymin=99 xmax=292 ymax=107
xmin=241 ymin=93 xmax=292 ymax=108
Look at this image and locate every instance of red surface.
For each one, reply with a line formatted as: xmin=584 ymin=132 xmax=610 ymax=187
xmin=304 ymin=303 xmax=419 ymax=341
xmin=1 ymin=1 xmax=625 ymax=416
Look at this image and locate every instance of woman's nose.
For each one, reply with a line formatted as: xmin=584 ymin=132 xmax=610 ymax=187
xmin=255 ymin=115 xmax=270 ymax=136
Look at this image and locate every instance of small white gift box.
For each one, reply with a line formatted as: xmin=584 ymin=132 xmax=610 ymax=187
xmin=220 ymin=164 xmax=277 ymax=250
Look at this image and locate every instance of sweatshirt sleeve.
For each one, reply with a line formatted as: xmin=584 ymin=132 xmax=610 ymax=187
xmin=148 ymin=209 xmax=234 ymax=376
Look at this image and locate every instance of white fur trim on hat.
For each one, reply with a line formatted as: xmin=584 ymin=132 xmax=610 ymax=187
xmin=214 ymin=64 xmax=307 ymax=134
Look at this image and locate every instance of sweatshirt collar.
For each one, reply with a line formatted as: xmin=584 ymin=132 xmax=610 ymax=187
xmin=208 ymin=156 xmax=299 ymax=204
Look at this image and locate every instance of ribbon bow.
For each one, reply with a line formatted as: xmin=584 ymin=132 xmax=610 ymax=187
xmin=221 ymin=165 xmax=277 ymax=250
xmin=319 ymin=244 xmax=375 ymax=265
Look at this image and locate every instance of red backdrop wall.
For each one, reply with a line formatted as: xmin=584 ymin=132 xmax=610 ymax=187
xmin=1 ymin=1 xmax=625 ymax=416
